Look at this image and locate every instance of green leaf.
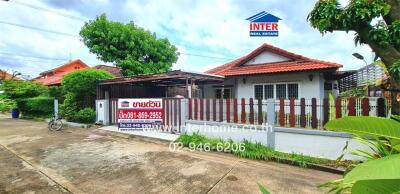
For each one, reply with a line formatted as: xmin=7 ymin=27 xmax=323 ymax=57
xmin=257 ymin=183 xmax=270 ymax=194
xmin=344 ymin=154 xmax=400 ymax=184
xmin=352 ymin=179 xmax=400 ymax=194
xmin=325 ymin=117 xmax=400 ymax=140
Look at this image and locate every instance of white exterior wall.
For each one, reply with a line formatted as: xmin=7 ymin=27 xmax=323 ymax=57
xmin=203 ymin=72 xmax=326 ymax=99
xmin=243 ymin=51 xmax=290 ymax=65
xmin=185 ymin=121 xmax=369 ymax=160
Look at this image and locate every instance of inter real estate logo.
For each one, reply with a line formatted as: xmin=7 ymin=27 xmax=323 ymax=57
xmin=246 ymin=11 xmax=281 ymax=37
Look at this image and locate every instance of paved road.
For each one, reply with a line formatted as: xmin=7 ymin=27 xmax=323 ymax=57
xmin=0 ymin=116 xmax=339 ymax=193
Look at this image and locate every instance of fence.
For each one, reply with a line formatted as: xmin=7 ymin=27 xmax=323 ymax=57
xmin=187 ymin=97 xmax=391 ymax=130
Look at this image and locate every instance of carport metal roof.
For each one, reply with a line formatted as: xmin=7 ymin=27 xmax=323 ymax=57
xmin=98 ymin=70 xmax=225 ymax=86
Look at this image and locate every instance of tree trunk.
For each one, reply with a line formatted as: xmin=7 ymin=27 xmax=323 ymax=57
xmin=391 ymin=91 xmax=400 ymax=115
xmin=356 ymin=24 xmax=400 ymax=115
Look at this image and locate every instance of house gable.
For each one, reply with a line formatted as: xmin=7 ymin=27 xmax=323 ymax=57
xmin=205 ymin=43 xmax=343 ymax=76
xmin=243 ymin=51 xmax=291 ymax=65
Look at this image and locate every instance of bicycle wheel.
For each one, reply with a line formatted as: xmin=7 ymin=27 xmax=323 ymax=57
xmin=50 ymin=120 xmax=63 ymax=131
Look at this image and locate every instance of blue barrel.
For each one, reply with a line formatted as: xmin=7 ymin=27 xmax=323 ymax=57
xmin=11 ymin=109 xmax=19 ymax=119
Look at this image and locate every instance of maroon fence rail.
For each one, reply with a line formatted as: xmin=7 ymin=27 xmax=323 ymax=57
xmin=186 ymin=97 xmax=392 ymax=130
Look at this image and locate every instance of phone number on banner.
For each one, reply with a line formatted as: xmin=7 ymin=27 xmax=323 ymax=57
xmin=118 ymin=109 xmax=162 ymax=120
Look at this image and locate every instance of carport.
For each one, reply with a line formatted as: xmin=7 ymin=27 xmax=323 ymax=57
xmin=96 ymin=70 xmax=224 ymax=99
xmin=96 ymin=70 xmax=224 ymax=126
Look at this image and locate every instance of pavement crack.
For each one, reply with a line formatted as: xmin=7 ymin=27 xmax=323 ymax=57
xmin=204 ymin=161 xmax=238 ymax=194
xmin=0 ymin=143 xmax=79 ymax=194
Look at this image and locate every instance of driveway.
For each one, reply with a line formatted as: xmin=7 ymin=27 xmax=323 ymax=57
xmin=0 ymin=115 xmax=339 ymax=193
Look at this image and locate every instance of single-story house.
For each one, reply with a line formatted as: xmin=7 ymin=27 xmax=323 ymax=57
xmin=203 ymin=44 xmax=343 ymax=99
xmin=96 ymin=43 xmax=344 ymax=100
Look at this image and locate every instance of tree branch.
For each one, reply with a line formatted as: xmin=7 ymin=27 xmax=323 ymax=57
xmin=355 ymin=23 xmax=400 ymax=67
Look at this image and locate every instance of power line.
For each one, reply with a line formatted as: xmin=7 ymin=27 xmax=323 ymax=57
xmin=0 ymin=56 xmax=64 ymax=64
xmin=0 ymin=52 xmax=68 ymax=61
xmin=0 ymin=21 xmax=79 ymax=37
xmin=179 ymin=52 xmax=234 ymax=60
xmin=4 ymin=0 xmax=87 ymax=21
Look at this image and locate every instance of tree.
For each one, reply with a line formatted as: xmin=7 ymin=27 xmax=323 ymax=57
xmin=61 ymin=69 xmax=114 ymax=107
xmin=80 ymin=14 xmax=178 ymax=76
xmin=308 ymin=0 xmax=400 ymax=114
xmin=0 ymin=80 xmax=48 ymax=99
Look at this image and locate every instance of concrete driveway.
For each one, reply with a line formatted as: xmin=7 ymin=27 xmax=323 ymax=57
xmin=0 ymin=115 xmax=339 ymax=194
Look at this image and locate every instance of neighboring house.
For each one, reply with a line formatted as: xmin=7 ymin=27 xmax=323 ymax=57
xmin=34 ymin=59 xmax=89 ymax=86
xmin=339 ymin=62 xmax=387 ymax=97
xmin=0 ymin=69 xmax=21 ymax=94
xmin=204 ymin=44 xmax=343 ymax=99
xmin=0 ymin=70 xmax=20 ymax=81
xmin=92 ymin=65 xmax=123 ymax=77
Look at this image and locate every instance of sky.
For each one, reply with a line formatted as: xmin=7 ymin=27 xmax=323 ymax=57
xmin=0 ymin=0 xmax=374 ymax=78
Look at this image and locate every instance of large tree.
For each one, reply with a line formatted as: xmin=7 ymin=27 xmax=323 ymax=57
xmin=80 ymin=14 xmax=178 ymax=76
xmin=308 ymin=0 xmax=400 ymax=114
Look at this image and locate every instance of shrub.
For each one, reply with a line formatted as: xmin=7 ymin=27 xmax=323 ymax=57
xmin=62 ymin=69 xmax=113 ymax=101
xmin=0 ymin=95 xmax=17 ymax=112
xmin=339 ymin=87 xmax=366 ymax=97
xmin=59 ymin=93 xmax=79 ymax=121
xmin=73 ymin=108 xmax=96 ymax=123
xmin=48 ymin=86 xmax=65 ymax=101
xmin=0 ymin=80 xmax=48 ymax=99
xmin=16 ymin=96 xmax=54 ymax=117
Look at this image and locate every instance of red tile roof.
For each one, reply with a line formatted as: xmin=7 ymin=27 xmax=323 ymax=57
xmin=36 ymin=75 xmax=63 ymax=86
xmin=92 ymin=65 xmax=123 ymax=77
xmin=206 ymin=43 xmax=342 ymax=76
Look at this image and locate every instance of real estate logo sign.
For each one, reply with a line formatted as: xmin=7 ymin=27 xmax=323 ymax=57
xmin=246 ymin=11 xmax=281 ymax=37
xmin=117 ymin=98 xmax=163 ymax=130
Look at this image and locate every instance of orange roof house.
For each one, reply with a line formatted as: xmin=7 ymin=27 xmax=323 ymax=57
xmin=92 ymin=65 xmax=123 ymax=77
xmin=0 ymin=70 xmax=21 ymax=80
xmin=203 ymin=43 xmax=343 ymax=100
xmin=35 ymin=59 xmax=89 ymax=86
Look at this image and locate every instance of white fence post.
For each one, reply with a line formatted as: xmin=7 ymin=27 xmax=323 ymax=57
xmin=267 ymin=99 xmax=275 ymax=149
xmin=54 ymin=99 xmax=58 ymax=119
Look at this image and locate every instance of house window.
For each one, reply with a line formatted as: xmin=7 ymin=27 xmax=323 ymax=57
xmin=264 ymin=85 xmax=274 ymax=99
xmin=74 ymin=66 xmax=80 ymax=70
xmin=215 ymin=89 xmax=222 ymax=99
xmin=276 ymin=84 xmax=286 ymax=99
xmin=254 ymin=85 xmax=263 ymax=99
xmin=253 ymin=83 xmax=299 ymax=99
xmin=215 ymin=88 xmax=231 ymax=99
xmin=223 ymin=89 xmax=231 ymax=99
xmin=288 ymin=84 xmax=299 ymax=99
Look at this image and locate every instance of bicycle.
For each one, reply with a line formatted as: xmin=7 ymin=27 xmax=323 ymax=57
xmin=48 ymin=114 xmax=63 ymax=131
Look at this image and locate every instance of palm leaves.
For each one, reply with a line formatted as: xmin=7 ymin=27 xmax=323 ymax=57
xmin=323 ymin=116 xmax=400 ymax=194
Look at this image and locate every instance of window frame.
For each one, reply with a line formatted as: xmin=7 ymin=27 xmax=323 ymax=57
xmin=215 ymin=88 xmax=232 ymax=99
xmin=252 ymin=82 xmax=300 ymax=99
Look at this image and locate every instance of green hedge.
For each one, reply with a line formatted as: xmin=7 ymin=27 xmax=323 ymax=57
xmin=73 ymin=108 xmax=96 ymax=124
xmin=17 ymin=96 xmax=54 ymax=117
xmin=0 ymin=96 xmax=17 ymax=112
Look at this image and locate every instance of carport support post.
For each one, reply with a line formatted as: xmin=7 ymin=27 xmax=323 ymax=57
xmin=186 ymin=78 xmax=192 ymax=98
xmin=266 ymin=99 xmax=275 ymax=149
xmin=104 ymin=91 xmax=110 ymax=125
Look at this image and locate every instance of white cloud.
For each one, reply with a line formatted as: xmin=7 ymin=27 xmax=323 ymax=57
xmin=0 ymin=0 xmax=376 ymax=77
